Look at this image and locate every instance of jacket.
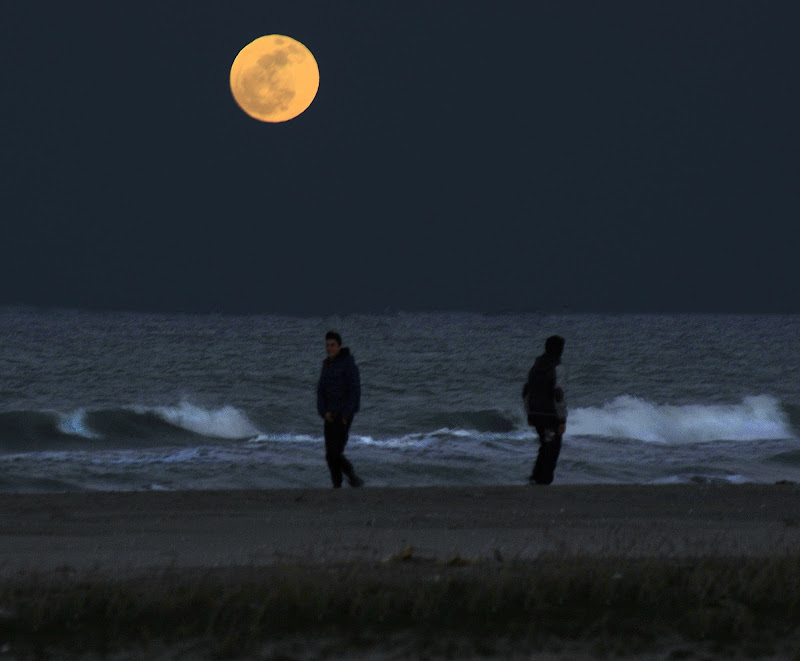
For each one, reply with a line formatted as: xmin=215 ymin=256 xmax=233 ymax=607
xmin=316 ymin=347 xmax=361 ymax=420
xmin=523 ymin=352 xmax=567 ymax=424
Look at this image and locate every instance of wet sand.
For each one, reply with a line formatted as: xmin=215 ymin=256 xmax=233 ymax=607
xmin=2 ymin=483 xmax=799 ymax=575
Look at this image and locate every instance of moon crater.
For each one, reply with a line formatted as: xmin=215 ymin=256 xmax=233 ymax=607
xmin=230 ymin=36 xmax=319 ymax=123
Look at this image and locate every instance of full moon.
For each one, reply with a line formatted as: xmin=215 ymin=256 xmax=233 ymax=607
xmin=230 ymin=35 xmax=319 ymax=123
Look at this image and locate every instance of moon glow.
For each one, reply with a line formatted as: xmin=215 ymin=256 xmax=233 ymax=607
xmin=230 ymin=35 xmax=319 ymax=123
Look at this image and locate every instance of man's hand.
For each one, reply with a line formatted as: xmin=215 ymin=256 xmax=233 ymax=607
xmin=342 ymin=418 xmax=348 ymax=425
xmin=557 ymin=423 xmax=566 ymax=436
xmin=324 ymin=412 xmax=335 ymax=423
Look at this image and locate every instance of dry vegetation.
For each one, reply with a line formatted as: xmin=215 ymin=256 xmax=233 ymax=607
xmin=1 ymin=550 xmax=799 ymax=659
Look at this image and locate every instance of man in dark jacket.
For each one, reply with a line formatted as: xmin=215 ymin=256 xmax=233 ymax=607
xmin=316 ymin=331 xmax=364 ymax=488
xmin=523 ymin=335 xmax=567 ymax=485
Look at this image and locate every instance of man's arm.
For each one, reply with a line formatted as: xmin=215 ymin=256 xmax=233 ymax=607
xmin=554 ymin=364 xmax=567 ymax=433
xmin=342 ymin=361 xmax=361 ymax=423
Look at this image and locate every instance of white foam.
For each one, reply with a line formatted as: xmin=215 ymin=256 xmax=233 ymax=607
xmin=247 ymin=433 xmax=317 ymax=444
xmin=569 ymin=394 xmax=793 ymax=443
xmin=649 ymin=474 xmax=750 ymax=485
xmin=153 ymin=402 xmax=261 ymax=440
xmin=87 ymin=447 xmax=203 ymax=466
xmin=57 ymin=410 xmax=100 ymax=439
xmin=355 ymin=434 xmax=428 ymax=449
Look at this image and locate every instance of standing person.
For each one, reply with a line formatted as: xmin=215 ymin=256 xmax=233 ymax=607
xmin=522 ymin=335 xmax=567 ymax=485
xmin=316 ymin=331 xmax=364 ymax=488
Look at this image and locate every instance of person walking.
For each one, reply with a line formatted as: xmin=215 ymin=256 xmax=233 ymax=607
xmin=522 ymin=335 xmax=567 ymax=485
xmin=316 ymin=331 xmax=364 ymax=488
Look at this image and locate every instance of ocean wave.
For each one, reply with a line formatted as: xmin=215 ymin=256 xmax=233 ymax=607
xmin=150 ymin=402 xmax=259 ymax=439
xmin=771 ymin=449 xmax=800 ymax=468
xmin=786 ymin=404 xmax=800 ymax=431
xmin=410 ymin=409 xmax=517 ymax=433
xmin=247 ymin=433 xmax=318 ymax=444
xmin=569 ymin=395 xmax=795 ymax=443
xmin=2 ymin=396 xmax=795 ymax=455
xmin=0 ymin=410 xmax=85 ymax=451
xmin=648 ymin=473 xmax=750 ymax=485
xmin=0 ymin=403 xmax=262 ymax=452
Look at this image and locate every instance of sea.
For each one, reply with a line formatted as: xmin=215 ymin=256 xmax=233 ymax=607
xmin=1 ymin=308 xmax=798 ymax=493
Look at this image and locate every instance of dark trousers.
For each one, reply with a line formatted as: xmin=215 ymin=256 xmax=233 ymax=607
xmin=324 ymin=417 xmax=355 ymax=487
xmin=531 ymin=424 xmax=563 ymax=485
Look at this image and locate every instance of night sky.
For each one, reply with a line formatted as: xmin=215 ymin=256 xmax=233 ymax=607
xmin=2 ymin=1 xmax=798 ymax=314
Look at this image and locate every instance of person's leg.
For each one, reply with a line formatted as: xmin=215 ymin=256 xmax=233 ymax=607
xmin=324 ymin=420 xmax=345 ymax=488
xmin=338 ymin=420 xmax=364 ymax=487
xmin=529 ymin=425 xmax=545 ymax=482
xmin=527 ymin=418 xmax=541 ymax=482
xmin=531 ymin=425 xmax=562 ymax=485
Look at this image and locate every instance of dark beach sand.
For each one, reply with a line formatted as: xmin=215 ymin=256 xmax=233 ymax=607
xmin=1 ymin=483 xmax=799 ymax=574
xmin=2 ymin=484 xmax=799 ymax=659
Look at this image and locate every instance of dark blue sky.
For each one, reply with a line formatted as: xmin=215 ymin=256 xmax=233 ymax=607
xmin=2 ymin=1 xmax=798 ymax=313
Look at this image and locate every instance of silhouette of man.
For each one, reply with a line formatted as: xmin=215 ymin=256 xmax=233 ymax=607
xmin=316 ymin=331 xmax=364 ymax=488
xmin=523 ymin=335 xmax=567 ymax=485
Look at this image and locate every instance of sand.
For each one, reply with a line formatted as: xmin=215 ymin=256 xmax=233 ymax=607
xmin=2 ymin=484 xmax=800 ymax=659
xmin=1 ymin=483 xmax=799 ymax=575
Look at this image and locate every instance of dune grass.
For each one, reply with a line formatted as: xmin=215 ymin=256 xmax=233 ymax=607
xmin=1 ymin=551 xmax=799 ymax=658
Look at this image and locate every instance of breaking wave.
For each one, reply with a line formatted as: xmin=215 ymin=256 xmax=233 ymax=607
xmin=1 ymin=396 xmax=796 ymax=455
xmin=0 ymin=403 xmax=261 ymax=452
xmin=569 ymin=395 xmax=795 ymax=443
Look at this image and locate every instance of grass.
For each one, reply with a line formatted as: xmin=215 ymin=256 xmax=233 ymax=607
xmin=1 ymin=551 xmax=800 ymax=658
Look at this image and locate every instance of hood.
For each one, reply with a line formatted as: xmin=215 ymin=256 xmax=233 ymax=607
xmin=545 ymin=335 xmax=565 ymax=359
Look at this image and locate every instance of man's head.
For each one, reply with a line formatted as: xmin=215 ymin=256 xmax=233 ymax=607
xmin=325 ymin=331 xmax=342 ymax=359
xmin=545 ymin=335 xmax=565 ymax=358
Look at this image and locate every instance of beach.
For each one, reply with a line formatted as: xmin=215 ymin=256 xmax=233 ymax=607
xmin=2 ymin=484 xmax=800 ymax=659
xmin=2 ymin=483 xmax=800 ymax=574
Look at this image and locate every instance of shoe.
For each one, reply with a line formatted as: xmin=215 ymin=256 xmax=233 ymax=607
xmin=348 ymin=475 xmax=365 ymax=488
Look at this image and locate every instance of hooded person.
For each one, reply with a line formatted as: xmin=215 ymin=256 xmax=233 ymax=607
xmin=522 ymin=335 xmax=567 ymax=485
xmin=316 ymin=331 xmax=364 ymax=488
